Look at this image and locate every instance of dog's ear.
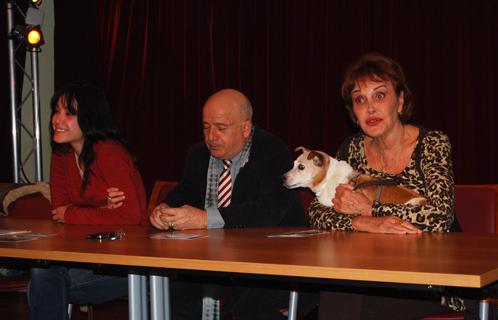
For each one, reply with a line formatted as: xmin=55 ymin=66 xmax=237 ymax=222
xmin=294 ymin=146 xmax=308 ymax=154
xmin=308 ymin=151 xmax=325 ymax=167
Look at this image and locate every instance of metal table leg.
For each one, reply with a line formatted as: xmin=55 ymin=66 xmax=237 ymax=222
xmin=479 ymin=299 xmax=489 ymax=320
xmin=151 ymin=275 xmax=170 ymax=320
xmin=288 ymin=290 xmax=299 ymax=320
xmin=129 ymin=274 xmax=148 ymax=320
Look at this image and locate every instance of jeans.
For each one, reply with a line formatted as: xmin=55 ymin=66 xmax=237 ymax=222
xmin=28 ymin=266 xmax=128 ymax=320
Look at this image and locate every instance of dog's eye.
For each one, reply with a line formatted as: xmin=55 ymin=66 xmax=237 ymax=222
xmin=298 ymin=164 xmax=305 ymax=170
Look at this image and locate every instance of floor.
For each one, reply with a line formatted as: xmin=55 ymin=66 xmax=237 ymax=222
xmin=0 ymin=291 xmax=129 ymax=320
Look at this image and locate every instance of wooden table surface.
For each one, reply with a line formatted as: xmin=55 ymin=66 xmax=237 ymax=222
xmin=1 ymin=218 xmax=497 ymax=289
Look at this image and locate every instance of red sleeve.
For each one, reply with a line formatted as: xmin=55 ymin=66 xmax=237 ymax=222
xmin=64 ymin=142 xmax=146 ymax=225
xmin=50 ymin=151 xmax=71 ymax=210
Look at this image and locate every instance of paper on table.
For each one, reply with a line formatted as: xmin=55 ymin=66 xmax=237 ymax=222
xmin=0 ymin=232 xmax=53 ymax=243
xmin=266 ymin=229 xmax=328 ymax=238
xmin=0 ymin=229 xmax=31 ymax=236
xmin=150 ymin=233 xmax=207 ymax=240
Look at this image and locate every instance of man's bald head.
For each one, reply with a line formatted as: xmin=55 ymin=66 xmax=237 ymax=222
xmin=203 ymin=89 xmax=253 ymax=122
xmin=202 ymin=89 xmax=253 ymax=160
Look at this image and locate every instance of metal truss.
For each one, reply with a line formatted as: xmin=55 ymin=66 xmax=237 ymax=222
xmin=6 ymin=0 xmax=43 ymax=183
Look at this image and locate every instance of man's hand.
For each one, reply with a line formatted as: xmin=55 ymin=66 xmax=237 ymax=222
xmin=150 ymin=204 xmax=208 ymax=230
xmin=352 ymin=216 xmax=421 ymax=234
xmin=150 ymin=203 xmax=171 ymax=229
xmin=52 ymin=205 xmax=70 ymax=223
xmin=332 ymin=184 xmax=373 ymax=216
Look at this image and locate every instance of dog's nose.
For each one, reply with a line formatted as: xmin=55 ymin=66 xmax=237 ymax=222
xmin=282 ymin=174 xmax=288 ymax=185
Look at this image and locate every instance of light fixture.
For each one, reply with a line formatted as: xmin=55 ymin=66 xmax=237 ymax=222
xmin=10 ymin=24 xmax=45 ymax=49
xmin=8 ymin=6 xmax=45 ymax=50
xmin=31 ymin=0 xmax=43 ymax=6
xmin=25 ymin=26 xmax=44 ymax=48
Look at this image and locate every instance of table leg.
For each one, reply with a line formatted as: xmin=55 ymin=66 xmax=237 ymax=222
xmin=129 ymin=274 xmax=148 ymax=320
xmin=151 ymin=275 xmax=171 ymax=320
xmin=288 ymin=290 xmax=299 ymax=320
xmin=479 ymin=299 xmax=489 ymax=320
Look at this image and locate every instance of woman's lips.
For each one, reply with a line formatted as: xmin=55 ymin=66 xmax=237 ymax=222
xmin=366 ymin=118 xmax=382 ymax=126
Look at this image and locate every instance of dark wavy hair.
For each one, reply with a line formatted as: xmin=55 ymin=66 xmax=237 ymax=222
xmin=341 ymin=53 xmax=414 ymax=124
xmin=50 ymin=84 xmax=128 ymax=192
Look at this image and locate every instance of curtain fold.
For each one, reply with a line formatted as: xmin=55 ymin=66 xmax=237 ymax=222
xmin=43 ymin=0 xmax=498 ymax=192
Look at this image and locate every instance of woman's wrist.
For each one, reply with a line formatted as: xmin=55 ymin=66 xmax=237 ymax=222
xmin=358 ymin=202 xmax=373 ymax=216
xmin=352 ymin=215 xmax=367 ymax=231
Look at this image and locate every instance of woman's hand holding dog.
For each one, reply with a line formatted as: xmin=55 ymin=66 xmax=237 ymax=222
xmin=334 ymin=184 xmax=421 ymax=234
xmin=333 ymin=184 xmax=373 ymax=216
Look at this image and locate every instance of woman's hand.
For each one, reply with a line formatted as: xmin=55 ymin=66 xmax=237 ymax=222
xmin=105 ymin=187 xmax=125 ymax=209
xmin=333 ymin=184 xmax=373 ymax=216
xmin=52 ymin=205 xmax=70 ymax=223
xmin=352 ymin=215 xmax=421 ymax=234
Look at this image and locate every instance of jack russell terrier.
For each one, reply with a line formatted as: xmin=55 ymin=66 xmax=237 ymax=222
xmin=283 ymin=147 xmax=426 ymax=208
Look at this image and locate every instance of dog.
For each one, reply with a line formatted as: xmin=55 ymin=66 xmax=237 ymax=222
xmin=283 ymin=147 xmax=426 ymax=207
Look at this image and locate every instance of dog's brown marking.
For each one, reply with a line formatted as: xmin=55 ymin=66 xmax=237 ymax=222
xmin=354 ymin=175 xmax=427 ymax=205
xmin=309 ymin=151 xmax=330 ymax=188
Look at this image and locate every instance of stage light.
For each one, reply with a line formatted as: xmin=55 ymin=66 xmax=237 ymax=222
xmin=31 ymin=0 xmax=43 ymax=6
xmin=25 ymin=26 xmax=44 ymax=48
xmin=8 ymin=7 xmax=45 ymax=50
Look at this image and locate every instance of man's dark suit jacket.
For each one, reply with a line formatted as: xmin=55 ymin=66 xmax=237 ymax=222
xmin=165 ymin=126 xmax=308 ymax=228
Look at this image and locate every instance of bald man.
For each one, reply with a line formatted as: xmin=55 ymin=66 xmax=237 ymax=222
xmin=150 ymin=88 xmax=306 ymax=230
xmin=150 ymin=89 xmax=308 ymax=319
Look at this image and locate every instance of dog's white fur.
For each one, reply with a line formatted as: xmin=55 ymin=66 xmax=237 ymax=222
xmin=283 ymin=147 xmax=425 ymax=207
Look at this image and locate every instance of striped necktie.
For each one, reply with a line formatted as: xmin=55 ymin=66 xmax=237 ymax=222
xmin=217 ymin=160 xmax=232 ymax=208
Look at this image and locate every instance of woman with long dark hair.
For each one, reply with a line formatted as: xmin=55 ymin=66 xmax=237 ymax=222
xmin=28 ymin=84 xmax=147 ymax=320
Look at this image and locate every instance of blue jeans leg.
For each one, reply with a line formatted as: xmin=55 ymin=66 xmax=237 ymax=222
xmin=66 ymin=267 xmax=128 ymax=304
xmin=29 ymin=266 xmax=69 ymax=320
xmin=28 ymin=266 xmax=128 ymax=320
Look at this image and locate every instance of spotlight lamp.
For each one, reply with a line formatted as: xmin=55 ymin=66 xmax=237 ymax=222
xmin=26 ymin=26 xmax=44 ymax=47
xmin=31 ymin=0 xmax=43 ymax=6
xmin=10 ymin=24 xmax=45 ymax=49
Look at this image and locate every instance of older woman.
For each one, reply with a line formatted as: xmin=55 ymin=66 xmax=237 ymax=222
xmin=309 ymin=53 xmax=455 ymax=234
xmin=311 ymin=53 xmax=468 ymax=319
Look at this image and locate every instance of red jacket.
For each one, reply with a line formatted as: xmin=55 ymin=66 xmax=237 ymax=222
xmin=50 ymin=141 xmax=147 ymax=225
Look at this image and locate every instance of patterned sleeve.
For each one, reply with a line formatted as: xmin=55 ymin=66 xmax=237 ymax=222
xmin=371 ymin=131 xmax=455 ymax=232
xmin=308 ymin=197 xmax=356 ymax=231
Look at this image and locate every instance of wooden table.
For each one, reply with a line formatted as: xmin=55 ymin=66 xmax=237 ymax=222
xmin=1 ymin=218 xmax=497 ymax=319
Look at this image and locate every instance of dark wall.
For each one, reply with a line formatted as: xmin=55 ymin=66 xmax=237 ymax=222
xmin=2 ymin=0 xmax=497 ymax=193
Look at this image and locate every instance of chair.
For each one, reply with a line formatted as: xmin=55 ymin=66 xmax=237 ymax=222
xmin=420 ymin=184 xmax=498 ymax=320
xmin=0 ymin=183 xmax=51 ymax=298
xmin=1 ymin=182 xmax=51 ymax=219
xmin=148 ymin=180 xmax=178 ymax=215
xmin=454 ymin=184 xmax=498 ymax=233
xmin=0 ymin=183 xmax=94 ymax=319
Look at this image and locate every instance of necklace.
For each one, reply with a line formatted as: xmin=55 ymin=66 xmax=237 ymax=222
xmin=74 ymin=152 xmax=84 ymax=177
xmin=368 ymin=126 xmax=407 ymax=174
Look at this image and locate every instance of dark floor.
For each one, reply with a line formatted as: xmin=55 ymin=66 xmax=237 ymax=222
xmin=0 ymin=291 xmax=129 ymax=320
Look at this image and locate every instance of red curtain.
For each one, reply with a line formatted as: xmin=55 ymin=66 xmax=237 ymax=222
xmin=4 ymin=0 xmax=496 ymax=192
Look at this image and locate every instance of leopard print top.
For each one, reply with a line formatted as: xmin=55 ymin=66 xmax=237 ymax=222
xmin=308 ymin=129 xmax=455 ymax=232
